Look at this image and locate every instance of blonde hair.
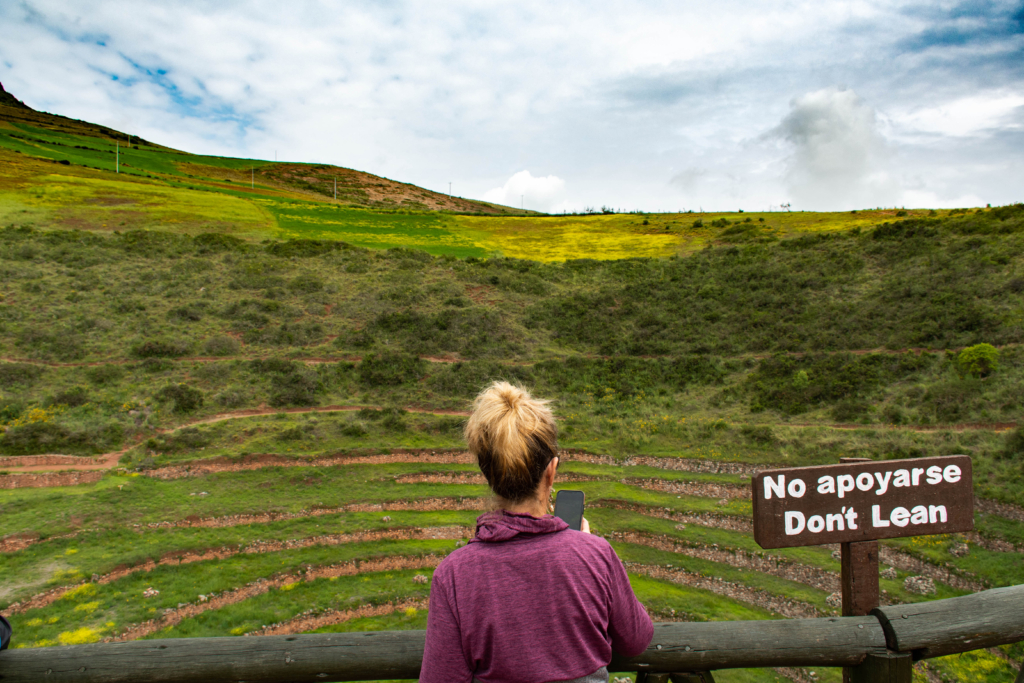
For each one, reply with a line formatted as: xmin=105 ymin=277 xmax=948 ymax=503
xmin=464 ymin=381 xmax=558 ymax=503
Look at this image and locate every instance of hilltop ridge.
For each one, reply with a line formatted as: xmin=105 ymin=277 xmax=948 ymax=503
xmin=0 ymin=82 xmax=31 ymax=109
xmin=0 ymin=83 xmax=522 ymax=215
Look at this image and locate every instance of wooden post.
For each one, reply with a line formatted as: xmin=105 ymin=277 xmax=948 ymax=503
xmin=838 ymin=457 xmax=878 ymax=683
xmin=841 ymin=540 xmax=879 ymax=616
xmin=670 ymin=673 xmax=717 ymax=683
xmin=848 ymin=652 xmax=912 ymax=683
xmin=1015 ymin=660 xmax=1023 ymax=683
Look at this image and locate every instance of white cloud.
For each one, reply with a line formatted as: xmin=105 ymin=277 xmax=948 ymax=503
xmin=893 ymin=92 xmax=1024 ymax=138
xmin=770 ymin=87 xmax=898 ymax=210
xmin=483 ymin=170 xmax=567 ymax=212
xmin=0 ymin=0 xmax=1022 ymax=212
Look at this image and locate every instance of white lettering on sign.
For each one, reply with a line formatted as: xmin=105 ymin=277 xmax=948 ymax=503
xmin=764 ymin=475 xmax=808 ymax=499
xmin=837 ymin=474 xmax=855 ymax=498
xmin=765 ymin=475 xmax=785 ymax=500
xmin=872 ymin=504 xmax=947 ymax=528
xmin=794 ymin=465 xmax=962 ymax=502
xmin=785 ymin=506 xmax=859 ymax=535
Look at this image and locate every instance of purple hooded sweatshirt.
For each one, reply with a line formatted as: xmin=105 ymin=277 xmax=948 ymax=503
xmin=420 ymin=511 xmax=654 ymax=683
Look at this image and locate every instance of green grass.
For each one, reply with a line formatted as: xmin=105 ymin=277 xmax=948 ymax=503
xmin=2 ymin=106 xmax=1022 ymax=680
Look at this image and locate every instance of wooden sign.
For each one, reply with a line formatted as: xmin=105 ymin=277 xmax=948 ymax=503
xmin=753 ymin=455 xmax=973 ymax=549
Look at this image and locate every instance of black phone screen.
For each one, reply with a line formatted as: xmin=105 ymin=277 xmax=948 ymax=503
xmin=553 ymin=490 xmax=585 ymax=530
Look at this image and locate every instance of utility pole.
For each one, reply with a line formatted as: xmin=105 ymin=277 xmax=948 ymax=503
xmin=521 ymin=195 xmax=524 ymax=210
xmin=334 ymin=177 xmax=337 ymax=200
xmin=448 ymin=182 xmax=452 ymax=197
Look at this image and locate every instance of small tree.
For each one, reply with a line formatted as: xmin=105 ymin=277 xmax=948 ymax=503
xmin=957 ymin=343 xmax=999 ymax=377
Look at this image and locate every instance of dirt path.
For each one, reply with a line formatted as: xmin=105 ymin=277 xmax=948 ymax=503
xmin=5 ymin=526 xmax=469 ymax=615
xmin=612 ymin=530 xmax=987 ymax=595
xmin=5 ymin=342 xmax=1021 ymax=370
xmin=108 ymin=554 xmax=445 ymax=642
xmin=245 ymin=598 xmax=430 ymax=637
xmin=626 ymin=562 xmax=822 ymax=620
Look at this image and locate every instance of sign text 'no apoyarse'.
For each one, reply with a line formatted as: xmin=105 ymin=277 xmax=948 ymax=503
xmin=752 ymin=455 xmax=973 ymax=549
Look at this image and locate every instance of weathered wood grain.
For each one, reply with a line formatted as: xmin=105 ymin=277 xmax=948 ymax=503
xmin=0 ymin=586 xmax=1021 ymax=683
xmin=610 ymin=618 xmax=886 ymax=671
xmin=872 ymin=583 xmax=1024 ymax=659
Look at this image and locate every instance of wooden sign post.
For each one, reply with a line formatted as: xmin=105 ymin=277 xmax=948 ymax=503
xmin=752 ymin=455 xmax=973 ymax=682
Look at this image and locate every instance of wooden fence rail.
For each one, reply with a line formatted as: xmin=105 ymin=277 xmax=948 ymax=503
xmin=1 ymin=584 xmax=1021 ymax=683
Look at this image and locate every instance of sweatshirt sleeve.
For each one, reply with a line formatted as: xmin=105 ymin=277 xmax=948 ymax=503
xmin=604 ymin=547 xmax=654 ymax=657
xmin=420 ymin=566 xmax=474 ymax=683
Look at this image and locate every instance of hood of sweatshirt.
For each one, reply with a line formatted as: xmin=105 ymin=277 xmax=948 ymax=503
xmin=470 ymin=510 xmax=568 ymax=543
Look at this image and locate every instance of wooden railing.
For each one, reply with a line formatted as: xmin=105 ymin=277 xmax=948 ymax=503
xmin=2 ymin=584 xmax=1022 ymax=683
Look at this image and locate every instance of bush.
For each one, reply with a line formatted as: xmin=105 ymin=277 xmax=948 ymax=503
xmin=243 ymin=322 xmax=325 ymax=347
xmin=0 ymin=363 xmax=44 ymax=386
xmin=341 ymin=421 xmax=368 ymax=437
xmin=249 ymin=359 xmax=323 ymax=406
xmin=146 ymin=427 xmax=212 ymax=453
xmin=156 ymin=384 xmax=205 ymax=413
xmin=86 ymin=365 xmax=123 ymax=385
xmin=0 ymin=421 xmax=123 ymax=455
xmin=140 ymin=358 xmax=174 ymax=373
xmin=957 ymin=343 xmax=999 ymax=377
xmin=740 ymin=425 xmax=776 ymax=444
xmin=17 ymin=327 xmax=83 ymax=361
xmin=50 ymin=386 xmax=90 ymax=408
xmin=202 ymin=336 xmax=241 ymax=357
xmin=289 ymin=274 xmax=324 ymax=293
xmin=133 ymin=340 xmax=191 ymax=359
xmin=168 ymin=303 xmax=205 ymax=321
xmin=1004 ymin=426 xmax=1024 ymax=460
xmin=358 ymin=352 xmax=426 ymax=386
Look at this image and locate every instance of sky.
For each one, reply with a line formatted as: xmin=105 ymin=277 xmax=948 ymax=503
xmin=2 ymin=0 xmax=1022 ymax=213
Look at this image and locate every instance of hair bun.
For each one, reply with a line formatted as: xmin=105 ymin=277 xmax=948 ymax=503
xmin=464 ymin=381 xmax=557 ymax=503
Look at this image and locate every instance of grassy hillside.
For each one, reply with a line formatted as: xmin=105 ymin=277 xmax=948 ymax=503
xmin=1 ymin=89 xmax=1022 ymax=681
xmin=0 ymin=87 xmax=992 ymax=262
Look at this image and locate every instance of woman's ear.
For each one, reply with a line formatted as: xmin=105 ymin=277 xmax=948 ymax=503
xmin=543 ymin=456 xmax=558 ymax=487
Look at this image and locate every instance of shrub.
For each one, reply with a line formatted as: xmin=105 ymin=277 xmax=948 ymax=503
xmin=156 ymin=384 xmax=205 ymax=413
xmin=17 ymin=327 xmax=83 ymax=361
xmin=243 ymin=322 xmax=325 ymax=347
xmin=264 ymin=239 xmax=354 ymax=258
xmin=133 ymin=340 xmax=191 ymax=359
xmin=86 ymin=365 xmax=123 ymax=385
xmin=249 ymin=359 xmax=323 ymax=406
xmin=140 ymin=358 xmax=174 ymax=373
xmin=358 ymin=352 xmax=426 ymax=386
xmin=146 ymin=427 xmax=212 ymax=453
xmin=0 ymin=421 xmax=123 ymax=455
xmin=832 ymin=399 xmax=871 ymax=422
xmin=193 ymin=233 xmax=246 ymax=253
xmin=202 ymin=336 xmax=241 ymax=357
xmin=288 ymin=274 xmax=324 ymax=293
xmin=1004 ymin=426 xmax=1024 ymax=460
xmin=740 ymin=425 xmax=776 ymax=444
xmin=50 ymin=387 xmax=90 ymax=408
xmin=341 ymin=421 xmax=368 ymax=437
xmin=428 ymin=361 xmax=529 ymax=397
xmin=167 ymin=303 xmax=205 ymax=321
xmin=957 ymin=343 xmax=999 ymax=377
xmin=215 ymin=389 xmax=248 ymax=408
xmin=0 ymin=363 xmax=44 ymax=386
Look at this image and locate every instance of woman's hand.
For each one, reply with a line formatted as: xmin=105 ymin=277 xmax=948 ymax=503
xmin=581 ymin=517 xmax=591 ymax=534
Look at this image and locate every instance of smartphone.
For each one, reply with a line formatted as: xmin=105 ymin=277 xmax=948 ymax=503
xmin=554 ymin=490 xmax=585 ymax=531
